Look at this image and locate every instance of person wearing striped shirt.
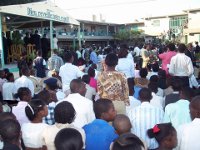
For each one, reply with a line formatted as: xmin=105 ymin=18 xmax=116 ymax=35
xmin=127 ymin=88 xmax=164 ymax=150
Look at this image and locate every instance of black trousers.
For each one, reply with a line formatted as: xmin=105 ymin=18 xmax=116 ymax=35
xmin=174 ymin=76 xmax=189 ymax=87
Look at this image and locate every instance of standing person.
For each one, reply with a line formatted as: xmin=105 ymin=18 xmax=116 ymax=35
xmin=147 ymin=123 xmax=177 ymax=150
xmin=164 ymin=87 xmax=193 ymax=130
xmin=116 ymin=44 xmax=135 ymax=79
xmin=13 ymin=67 xmax=34 ymax=97
xmin=41 ymin=34 xmax=49 ymax=60
xmin=169 ymin=43 xmax=194 ymax=87
xmin=176 ymin=96 xmax=200 ymax=150
xmin=59 ymin=51 xmax=84 ymax=95
xmin=21 ymin=99 xmax=48 ymax=149
xmin=2 ymin=32 xmax=8 ymax=64
xmin=12 ymin=87 xmax=32 ymax=126
xmin=53 ymin=34 xmax=58 ymax=50
xmin=141 ymin=44 xmax=150 ymax=68
xmin=127 ymin=88 xmax=164 ymax=149
xmin=18 ymin=52 xmax=28 ymax=77
xmin=97 ymin=53 xmax=129 ymax=114
xmin=90 ymin=47 xmax=98 ymax=64
xmin=83 ymin=99 xmax=118 ymax=150
xmin=59 ymin=79 xmax=95 ymax=128
xmin=195 ymin=41 xmax=200 ymax=54
xmin=32 ymin=30 xmax=41 ymax=51
xmin=33 ymin=51 xmax=46 ymax=78
xmin=47 ymin=49 xmax=64 ymax=75
xmin=133 ymin=44 xmax=141 ymax=65
xmin=2 ymin=73 xmax=15 ymax=101
xmin=24 ymin=32 xmax=30 ymax=46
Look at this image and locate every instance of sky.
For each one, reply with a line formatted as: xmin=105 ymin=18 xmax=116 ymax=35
xmin=51 ymin=0 xmax=200 ymax=23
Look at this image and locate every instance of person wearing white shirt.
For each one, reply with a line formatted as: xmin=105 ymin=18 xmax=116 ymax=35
xmin=164 ymin=87 xmax=192 ymax=130
xmin=13 ymin=68 xmax=34 ymax=97
xmin=127 ymin=88 xmax=164 ymax=149
xmin=176 ymin=95 xmax=200 ymax=150
xmin=53 ymin=34 xmax=58 ymax=49
xmin=2 ymin=73 xmax=15 ymax=101
xmin=58 ymin=79 xmax=95 ymax=128
xmin=116 ymin=45 xmax=135 ymax=78
xmin=169 ymin=44 xmax=194 ymax=87
xmin=148 ymin=82 xmax=164 ymax=110
xmin=59 ymin=51 xmax=84 ymax=94
xmin=133 ymin=46 xmax=141 ymax=57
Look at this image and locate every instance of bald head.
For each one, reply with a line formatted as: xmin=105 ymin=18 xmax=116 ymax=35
xmin=190 ymin=96 xmax=200 ymax=120
xmin=113 ymin=114 xmax=132 ymax=135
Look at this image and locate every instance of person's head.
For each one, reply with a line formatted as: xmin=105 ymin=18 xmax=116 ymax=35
xmin=171 ymin=78 xmax=182 ymax=91
xmin=35 ymin=30 xmax=38 ymax=34
xmin=147 ymin=123 xmax=177 ymax=149
xmin=54 ymin=128 xmax=83 ymax=150
xmin=127 ymin=78 xmax=135 ymax=96
xmin=25 ymin=99 xmax=48 ymax=122
xmin=113 ymin=114 xmax=132 ymax=135
xmin=53 ymin=34 xmax=56 ymax=38
xmin=21 ymin=67 xmax=30 ymax=77
xmin=3 ymin=68 xmax=10 ymax=76
xmin=105 ymin=53 xmax=118 ymax=67
xmin=139 ymin=68 xmax=148 ymax=78
xmin=70 ymin=79 xmax=86 ymax=96
xmin=189 ymin=96 xmax=200 ymax=120
xmin=6 ymin=72 xmax=14 ymax=82
xmin=37 ymin=89 xmax=57 ymax=105
xmin=54 ymin=101 xmax=76 ymax=124
xmin=148 ymin=82 xmax=158 ymax=93
xmin=63 ymin=51 xmax=74 ymax=63
xmin=0 ymin=70 xmax=5 ymax=79
xmin=178 ymin=43 xmax=187 ymax=53
xmin=0 ymin=112 xmax=16 ymax=122
xmin=94 ymin=99 xmax=116 ymax=122
xmin=112 ymin=133 xmax=144 ymax=150
xmin=88 ymin=67 xmax=95 ymax=78
xmin=0 ymin=119 xmax=21 ymax=143
xmin=167 ymin=43 xmax=176 ymax=51
xmin=139 ymin=88 xmax=152 ymax=102
xmin=52 ymin=49 xmax=58 ymax=54
xmin=151 ymin=63 xmax=159 ymax=72
xmin=14 ymin=87 xmax=32 ymax=102
xmin=149 ymin=75 xmax=158 ymax=83
xmin=82 ymin=74 xmax=90 ymax=84
xmin=37 ymin=51 xmax=42 ymax=57
xmin=187 ymin=43 xmax=193 ymax=51
xmin=180 ymin=87 xmax=193 ymax=101
xmin=44 ymin=77 xmax=58 ymax=90
xmin=195 ymin=41 xmax=199 ymax=45
xmin=118 ymin=44 xmax=128 ymax=58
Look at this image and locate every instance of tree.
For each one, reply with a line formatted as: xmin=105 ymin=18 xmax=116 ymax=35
xmin=0 ymin=0 xmax=45 ymax=6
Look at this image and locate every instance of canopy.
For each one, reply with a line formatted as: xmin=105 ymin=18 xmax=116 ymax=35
xmin=0 ymin=1 xmax=79 ymax=25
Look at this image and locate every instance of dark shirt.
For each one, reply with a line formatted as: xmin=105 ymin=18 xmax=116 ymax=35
xmin=32 ymin=34 xmax=41 ymax=50
xmin=33 ymin=56 xmax=46 ymax=78
xmin=24 ymin=36 xmax=30 ymax=46
xmin=3 ymin=142 xmax=20 ymax=150
xmin=165 ymin=92 xmax=180 ymax=107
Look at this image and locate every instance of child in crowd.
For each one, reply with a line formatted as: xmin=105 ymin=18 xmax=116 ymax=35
xmin=113 ymin=114 xmax=132 ymax=135
xmin=0 ymin=119 xmax=21 ymax=150
xmin=147 ymin=123 xmax=177 ymax=150
xmin=111 ymin=133 xmax=145 ymax=150
xmin=83 ymin=99 xmax=118 ymax=150
xmin=22 ymin=99 xmax=48 ymax=149
xmin=54 ymin=128 xmax=83 ymax=150
xmin=42 ymin=101 xmax=85 ymax=150
xmin=12 ymin=87 xmax=32 ymax=126
xmin=88 ymin=67 xmax=97 ymax=90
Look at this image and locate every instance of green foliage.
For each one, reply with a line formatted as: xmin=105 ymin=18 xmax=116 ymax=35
xmin=12 ymin=31 xmax=24 ymax=45
xmin=0 ymin=0 xmax=44 ymax=6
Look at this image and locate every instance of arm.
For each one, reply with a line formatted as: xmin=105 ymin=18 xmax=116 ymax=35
xmin=121 ymin=74 xmax=130 ymax=106
xmin=168 ymin=58 xmax=175 ymax=75
xmin=187 ymin=58 xmax=194 ymax=76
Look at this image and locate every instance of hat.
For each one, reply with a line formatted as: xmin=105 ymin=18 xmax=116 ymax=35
xmin=44 ymin=77 xmax=58 ymax=87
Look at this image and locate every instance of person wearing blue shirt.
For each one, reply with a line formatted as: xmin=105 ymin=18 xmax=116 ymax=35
xmin=83 ymin=99 xmax=118 ymax=150
xmin=90 ymin=48 xmax=98 ymax=64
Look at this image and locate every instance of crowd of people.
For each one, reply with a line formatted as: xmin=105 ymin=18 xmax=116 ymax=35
xmin=0 ymin=41 xmax=200 ymax=150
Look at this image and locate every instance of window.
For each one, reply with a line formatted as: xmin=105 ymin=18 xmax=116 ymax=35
xmin=152 ymin=20 xmax=160 ymax=26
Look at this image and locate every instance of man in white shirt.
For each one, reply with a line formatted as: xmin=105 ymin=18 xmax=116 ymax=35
xmin=13 ymin=67 xmax=34 ymax=97
xmin=169 ymin=43 xmax=194 ymax=87
xmin=59 ymin=51 xmax=84 ymax=94
xmin=176 ymin=95 xmax=200 ymax=150
xmin=2 ymin=73 xmax=15 ymax=101
xmin=164 ymin=87 xmax=192 ymax=130
xmin=128 ymin=88 xmax=164 ymax=149
xmin=59 ymin=79 xmax=95 ymax=128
